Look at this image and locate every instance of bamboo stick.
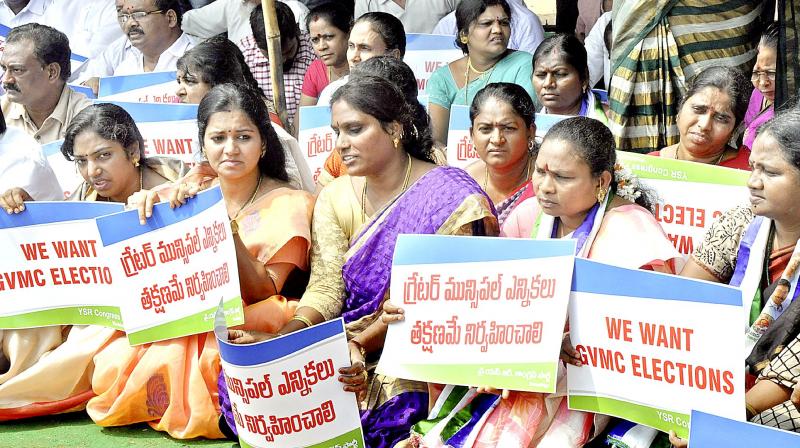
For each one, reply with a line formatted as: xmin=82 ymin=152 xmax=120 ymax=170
xmin=260 ymin=0 xmax=290 ymax=133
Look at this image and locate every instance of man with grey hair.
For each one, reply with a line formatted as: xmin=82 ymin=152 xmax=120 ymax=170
xmin=0 ymin=23 xmax=91 ymax=144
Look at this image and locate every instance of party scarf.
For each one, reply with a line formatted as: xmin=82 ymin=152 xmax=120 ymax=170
xmin=730 ymin=216 xmax=800 ymax=356
xmin=530 ymin=192 xmax=611 ymax=257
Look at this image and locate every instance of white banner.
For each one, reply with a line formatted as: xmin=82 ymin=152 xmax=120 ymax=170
xmin=216 ymin=314 xmax=365 ymax=448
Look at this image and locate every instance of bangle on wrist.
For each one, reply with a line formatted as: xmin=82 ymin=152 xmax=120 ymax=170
xmin=291 ymin=315 xmax=313 ymax=328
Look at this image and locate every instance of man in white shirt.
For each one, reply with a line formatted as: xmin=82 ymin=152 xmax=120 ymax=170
xmin=431 ymin=0 xmax=544 ymax=54
xmin=42 ymin=0 xmax=124 ymax=60
xmin=585 ymin=11 xmax=611 ymax=89
xmin=181 ymin=0 xmax=309 ymax=48
xmin=0 ymin=0 xmax=52 ymax=28
xmin=354 ymin=0 xmax=458 ymax=34
xmin=80 ymin=0 xmax=194 ymax=93
xmin=0 ymin=120 xmax=62 ymax=201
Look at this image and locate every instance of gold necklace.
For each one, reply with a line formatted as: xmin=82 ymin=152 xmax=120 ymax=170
xmin=464 ymin=55 xmax=497 ymax=104
xmin=230 ymin=174 xmax=262 ymax=221
xmin=674 ymin=146 xmax=726 ymax=165
xmin=483 ymin=155 xmax=532 ymax=194
xmin=361 ymin=153 xmax=412 ymax=222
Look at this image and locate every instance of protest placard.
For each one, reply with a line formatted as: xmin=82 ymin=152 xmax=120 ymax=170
xmin=616 ymin=152 xmax=750 ymax=257
xmin=0 ymin=201 xmax=124 ymax=329
xmin=298 ymin=106 xmax=335 ymax=184
xmin=378 ymin=235 xmax=576 ymax=392
xmin=98 ymin=101 xmax=200 ymax=164
xmin=444 ymin=105 xmax=475 ymax=169
xmin=97 ymin=71 xmax=180 ymax=104
xmin=687 ymin=410 xmax=800 ymax=446
xmin=96 ymin=186 xmax=244 ymax=345
xmin=404 ymin=34 xmax=462 ymax=94
xmin=215 ymin=309 xmax=365 ymax=448
xmin=567 ymin=258 xmax=745 ymax=437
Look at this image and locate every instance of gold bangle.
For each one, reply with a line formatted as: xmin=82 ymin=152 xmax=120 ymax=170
xmin=291 ymin=315 xmax=313 ymax=328
xmin=746 ymin=403 xmax=758 ymax=420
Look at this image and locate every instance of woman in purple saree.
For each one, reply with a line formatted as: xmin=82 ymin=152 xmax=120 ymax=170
xmin=249 ymin=75 xmax=498 ymax=447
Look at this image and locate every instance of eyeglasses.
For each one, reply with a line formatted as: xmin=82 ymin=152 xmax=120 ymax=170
xmin=751 ymin=70 xmax=776 ymax=82
xmin=117 ymin=9 xmax=163 ymax=23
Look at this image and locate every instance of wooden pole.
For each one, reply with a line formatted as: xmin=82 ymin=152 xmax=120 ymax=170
xmin=260 ymin=0 xmax=290 ymax=133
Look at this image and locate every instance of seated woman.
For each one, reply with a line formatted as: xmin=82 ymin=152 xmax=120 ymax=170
xmin=671 ymin=109 xmax=800 ymax=445
xmin=315 ymin=11 xmax=407 ymax=105
xmin=427 ymin=0 xmax=535 ymax=146
xmin=648 ymin=66 xmax=752 ymax=169
xmin=233 ymin=75 xmax=498 ymax=447
xmin=532 ymin=33 xmax=608 ymax=123
xmin=299 ymin=2 xmax=351 ymax=107
xmin=88 ymin=84 xmax=315 ymax=439
xmin=743 ymin=23 xmax=779 ymax=150
xmin=465 ymin=82 xmax=536 ymax=224
xmin=316 ymin=56 xmax=441 ymax=189
xmin=398 ymin=117 xmax=681 ymax=447
xmin=175 ymin=35 xmax=314 ymax=192
xmin=0 ymin=103 xmax=180 ymax=421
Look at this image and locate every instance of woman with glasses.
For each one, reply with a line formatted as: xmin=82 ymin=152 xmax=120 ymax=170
xmin=743 ymin=23 xmax=779 ymax=150
xmin=647 ymin=66 xmax=753 ymax=170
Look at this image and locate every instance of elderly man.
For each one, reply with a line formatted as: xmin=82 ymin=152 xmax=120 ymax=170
xmin=80 ymin=0 xmax=193 ymax=93
xmin=0 ymin=24 xmax=91 ymax=144
xmin=241 ymin=2 xmax=313 ymax=131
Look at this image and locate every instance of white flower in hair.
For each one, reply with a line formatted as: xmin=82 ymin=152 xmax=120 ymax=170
xmin=614 ymin=163 xmax=642 ymax=202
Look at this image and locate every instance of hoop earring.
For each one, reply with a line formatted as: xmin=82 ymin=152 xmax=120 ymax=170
xmin=596 ymin=188 xmax=607 ymax=203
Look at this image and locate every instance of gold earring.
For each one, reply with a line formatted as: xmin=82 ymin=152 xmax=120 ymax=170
xmin=460 ymin=35 xmax=468 ymax=44
xmin=596 ymin=188 xmax=607 ymax=203
xmin=393 ymin=137 xmax=400 ymax=149
xmin=134 ymin=160 xmax=140 ymax=167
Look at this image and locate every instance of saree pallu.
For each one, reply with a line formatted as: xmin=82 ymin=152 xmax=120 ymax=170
xmin=608 ymin=0 xmax=762 ymax=153
xmin=496 ymin=182 xmax=534 ymax=227
xmin=341 ymin=167 xmax=498 ymax=448
xmin=87 ymin=188 xmax=314 ymax=439
xmin=743 ymin=89 xmax=774 ymax=150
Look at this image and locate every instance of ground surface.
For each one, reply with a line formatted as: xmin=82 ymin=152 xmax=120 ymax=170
xmin=0 ymin=413 xmax=236 ymax=448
